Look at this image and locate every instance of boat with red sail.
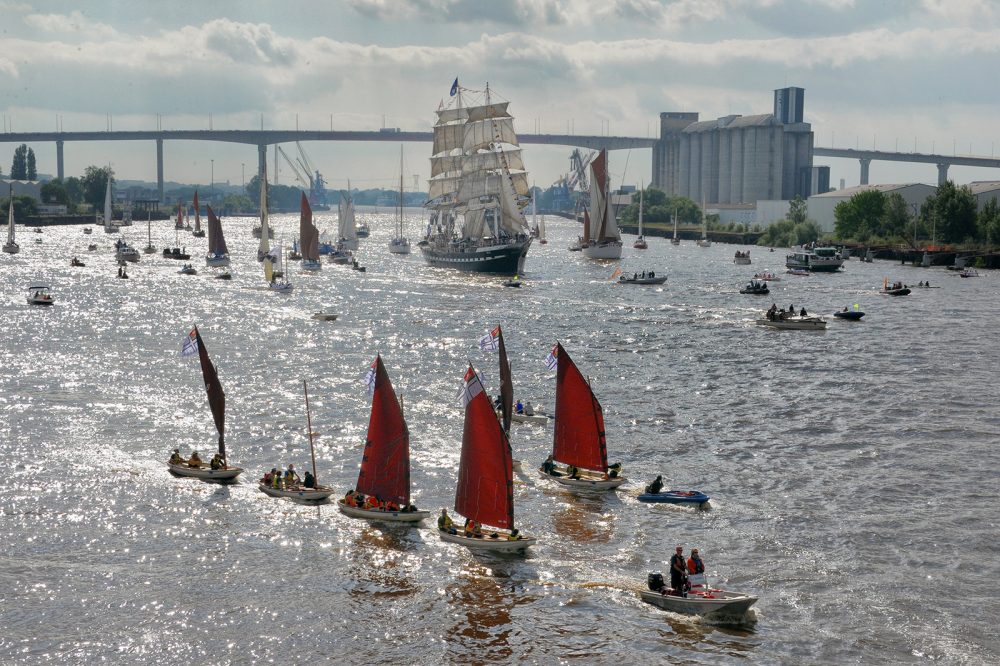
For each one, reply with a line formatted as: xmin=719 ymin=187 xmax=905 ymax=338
xmin=539 ymin=342 xmax=626 ymax=491
xmin=168 ymin=326 xmax=243 ymax=481
xmin=338 ymin=355 xmax=429 ymax=523
xmin=205 ymin=205 xmax=231 ymax=267
xmin=439 ymin=365 xmax=535 ymax=552
xmin=299 ymin=193 xmax=322 ymax=271
xmin=191 ymin=191 xmax=205 ymax=237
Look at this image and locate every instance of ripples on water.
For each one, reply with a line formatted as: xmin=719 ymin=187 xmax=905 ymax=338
xmin=2 ymin=211 xmax=998 ymax=664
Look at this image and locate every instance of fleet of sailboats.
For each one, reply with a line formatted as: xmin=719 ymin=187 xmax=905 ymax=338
xmin=581 ymin=150 xmax=622 ymax=259
xmin=422 ymin=82 xmax=532 ymax=274
xmin=338 ymin=355 xmax=429 ymax=522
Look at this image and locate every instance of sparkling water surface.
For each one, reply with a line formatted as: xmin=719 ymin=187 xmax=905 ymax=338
xmin=2 ymin=211 xmax=998 ymax=664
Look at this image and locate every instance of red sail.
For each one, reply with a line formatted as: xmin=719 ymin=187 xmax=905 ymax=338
xmin=552 ymin=342 xmax=608 ymax=472
xmin=299 ymin=192 xmax=319 ymax=261
xmin=498 ymin=326 xmax=513 ymax=433
xmin=455 ymin=366 xmax=514 ymax=529
xmin=194 ymin=326 xmax=227 ymax=461
xmin=193 ymin=190 xmax=201 ymax=232
xmin=590 ymin=149 xmax=609 ymax=241
xmin=206 ymin=205 xmax=229 ymax=255
xmin=356 ymin=355 xmax=410 ymax=505
xmin=582 ymin=209 xmax=591 ymax=243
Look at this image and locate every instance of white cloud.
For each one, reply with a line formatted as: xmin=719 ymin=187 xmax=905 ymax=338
xmin=23 ymin=10 xmax=118 ymax=39
xmin=0 ymin=56 xmax=17 ymax=78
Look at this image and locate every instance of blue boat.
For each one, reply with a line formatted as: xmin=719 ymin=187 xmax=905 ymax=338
xmin=638 ymin=490 xmax=710 ymax=505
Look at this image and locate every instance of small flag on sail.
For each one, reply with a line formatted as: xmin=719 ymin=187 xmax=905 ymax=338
xmin=458 ymin=366 xmax=484 ymax=407
xmin=362 ymin=358 xmax=377 ymax=397
xmin=449 ymin=77 xmax=459 ymax=96
xmin=478 ymin=326 xmax=500 ymax=351
xmin=544 ymin=344 xmax=558 ymax=371
xmin=180 ymin=327 xmax=198 ymax=356
xmin=610 ymin=266 xmax=623 ymax=282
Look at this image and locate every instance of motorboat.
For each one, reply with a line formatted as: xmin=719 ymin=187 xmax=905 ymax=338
xmin=959 ymin=268 xmax=980 ymax=278
xmin=753 ymin=271 xmax=781 ymax=281
xmin=114 ymin=240 xmax=140 ymax=263
xmin=785 ymin=245 xmax=844 ymax=272
xmin=163 ymin=247 xmax=190 ymax=260
xmin=619 ymin=273 xmax=667 ymax=285
xmin=739 ymin=280 xmax=769 ymax=295
xmin=880 ymin=279 xmax=910 ymax=296
xmin=642 ymin=573 xmax=757 ymax=620
xmin=26 ymin=284 xmax=56 ymax=306
xmin=87 ymin=244 xmax=98 ymax=251
xmin=83 ymin=227 xmax=93 ymax=235
xmin=214 ymin=270 xmax=232 ymax=280
xmin=70 ymin=258 xmax=86 ymax=267
xmin=787 ymin=268 xmax=810 ymax=276
xmin=756 ymin=315 xmax=827 ymax=330
xmin=178 ymin=264 xmax=198 ymax=275
xmin=734 ymin=251 xmax=751 ymax=265
xmin=311 ymin=312 xmax=338 ymax=321
xmin=637 ymin=490 xmax=710 ymax=505
xmin=833 ymin=307 xmax=865 ymax=320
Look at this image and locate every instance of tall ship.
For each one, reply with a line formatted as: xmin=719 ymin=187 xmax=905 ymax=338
xmin=785 ymin=245 xmax=845 ymax=272
xmin=421 ymin=81 xmax=532 ymax=274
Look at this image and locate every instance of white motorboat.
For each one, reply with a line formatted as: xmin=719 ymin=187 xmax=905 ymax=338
xmin=619 ymin=273 xmax=667 ymax=285
xmin=756 ymin=315 xmax=827 ymax=330
xmin=734 ymin=251 xmax=751 ymax=265
xmin=26 ymin=284 xmax=55 ymax=305
xmin=959 ymin=268 xmax=979 ymax=278
xmin=115 ymin=240 xmax=140 ymax=263
xmin=785 ymin=245 xmax=845 ymax=272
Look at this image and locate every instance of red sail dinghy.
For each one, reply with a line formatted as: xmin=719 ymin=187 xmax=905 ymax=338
xmin=338 ymin=355 xmax=429 ymax=523
xmin=438 ymin=365 xmax=535 ymax=553
xmin=539 ymin=342 xmax=626 ymax=491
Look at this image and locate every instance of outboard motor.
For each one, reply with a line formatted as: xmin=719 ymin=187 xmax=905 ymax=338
xmin=647 ymin=572 xmax=665 ymax=592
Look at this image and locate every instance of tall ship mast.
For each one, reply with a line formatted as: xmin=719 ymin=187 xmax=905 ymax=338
xmin=420 ymin=81 xmax=532 ymax=274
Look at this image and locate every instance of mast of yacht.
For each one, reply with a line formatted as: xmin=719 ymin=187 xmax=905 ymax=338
xmin=638 ymin=182 xmax=644 ymax=238
xmin=303 ymin=380 xmax=319 ymax=487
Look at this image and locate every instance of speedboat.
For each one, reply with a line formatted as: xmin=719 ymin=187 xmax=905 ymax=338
xmin=739 ymin=281 xmax=769 ymax=295
xmin=214 ymin=270 xmax=232 ymax=280
xmin=637 ymin=490 xmax=710 ymax=505
xmin=178 ymin=264 xmax=198 ymax=275
xmin=26 ymin=284 xmax=56 ymax=306
xmin=619 ymin=273 xmax=667 ymax=285
xmin=756 ymin=315 xmax=827 ymax=330
xmin=833 ymin=308 xmax=865 ymax=320
xmin=642 ymin=573 xmax=757 ymax=620
xmin=959 ymin=268 xmax=979 ymax=278
xmin=311 ymin=312 xmax=338 ymax=321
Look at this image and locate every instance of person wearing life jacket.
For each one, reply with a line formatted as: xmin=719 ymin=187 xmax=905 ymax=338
xmin=272 ymin=470 xmax=282 ymax=489
xmin=169 ymin=449 xmax=184 ymax=465
xmin=438 ymin=509 xmax=454 ymax=532
xmin=343 ymin=489 xmax=356 ymax=507
xmin=646 ymin=475 xmax=664 ymax=495
xmin=687 ymin=548 xmax=705 ymax=575
xmin=507 ymin=528 xmax=522 ymax=541
xmin=210 ymin=453 xmax=223 ymax=470
xmin=670 ymin=546 xmax=688 ymax=597
xmin=364 ymin=495 xmax=380 ymax=510
xmin=283 ymin=464 xmax=300 ymax=489
xmin=384 ymin=500 xmax=400 ymax=512
xmin=187 ymin=451 xmax=202 ymax=468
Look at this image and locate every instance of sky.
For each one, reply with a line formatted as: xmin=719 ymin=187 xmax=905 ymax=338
xmin=2 ymin=0 xmax=1000 ymax=194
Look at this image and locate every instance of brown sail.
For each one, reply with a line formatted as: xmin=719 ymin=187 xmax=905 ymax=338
xmin=194 ymin=326 xmax=226 ymax=463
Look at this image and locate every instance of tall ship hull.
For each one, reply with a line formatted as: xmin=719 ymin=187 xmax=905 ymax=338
xmin=419 ymin=237 xmax=530 ymax=274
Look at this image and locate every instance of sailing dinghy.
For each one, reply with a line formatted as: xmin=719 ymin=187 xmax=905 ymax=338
xmin=168 ymin=326 xmax=243 ymax=481
xmin=205 ymin=205 xmax=230 ymax=267
xmin=439 ymin=365 xmax=535 ymax=553
xmin=299 ymin=193 xmax=322 ymax=271
xmin=191 ymin=191 xmax=205 ymax=237
xmin=259 ymin=381 xmax=334 ymax=502
xmin=633 ymin=184 xmax=648 ymax=249
xmin=3 ymin=187 xmax=19 ymax=254
xmin=338 ymin=355 xmax=429 ymax=523
xmin=540 ymin=342 xmax=626 ymax=491
xmin=259 ymin=166 xmax=293 ymax=292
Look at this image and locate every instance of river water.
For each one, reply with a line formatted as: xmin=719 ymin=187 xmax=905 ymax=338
xmin=1 ymin=211 xmax=997 ymax=664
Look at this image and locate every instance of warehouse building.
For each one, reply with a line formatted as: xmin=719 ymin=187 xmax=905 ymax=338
xmin=806 ymin=183 xmax=937 ymax=233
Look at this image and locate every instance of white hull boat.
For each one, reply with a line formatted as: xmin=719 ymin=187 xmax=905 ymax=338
xmin=337 ymin=501 xmax=429 ymax=523
xmin=258 ymin=482 xmax=334 ymax=502
xmin=168 ymin=462 xmax=243 ymax=481
xmin=388 ymin=238 xmax=411 ymax=254
xmin=582 ymin=240 xmax=622 ymax=260
xmin=640 ymin=589 xmax=758 ymax=618
xmin=511 ymin=412 xmax=550 ymax=426
xmin=540 ymin=469 xmax=626 ymax=491
xmin=438 ymin=529 xmax=536 ymax=552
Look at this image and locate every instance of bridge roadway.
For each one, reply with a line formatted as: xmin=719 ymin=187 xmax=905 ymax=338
xmin=3 ymin=128 xmax=999 ymax=200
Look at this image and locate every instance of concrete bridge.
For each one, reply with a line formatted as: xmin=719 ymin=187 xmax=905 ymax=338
xmin=812 ymin=147 xmax=1000 ymax=186
xmin=0 ymin=129 xmax=656 ymax=202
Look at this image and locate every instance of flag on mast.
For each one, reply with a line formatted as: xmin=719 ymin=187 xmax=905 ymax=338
xmin=449 ymin=78 xmax=459 ymax=96
xmin=362 ymin=357 xmax=377 ymax=397
xmin=457 ymin=366 xmax=485 ymax=407
xmin=180 ymin=328 xmax=198 ymax=356
xmin=478 ymin=326 xmax=501 ymax=351
xmin=544 ymin=344 xmax=558 ymax=371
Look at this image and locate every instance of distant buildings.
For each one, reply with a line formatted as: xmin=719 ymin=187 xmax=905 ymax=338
xmin=806 ymin=183 xmax=937 ymax=233
xmin=652 ymin=87 xmax=818 ymax=205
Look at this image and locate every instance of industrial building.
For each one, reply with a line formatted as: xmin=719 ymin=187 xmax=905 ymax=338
xmin=806 ymin=183 xmax=938 ymax=233
xmin=652 ymin=87 xmax=816 ymax=205
xmin=968 ymin=181 xmax=1000 ymax=210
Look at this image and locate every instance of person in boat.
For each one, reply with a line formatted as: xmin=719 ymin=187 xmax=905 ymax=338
xmin=670 ymin=546 xmax=688 ymax=597
xmin=541 ymin=455 xmax=560 ymax=477
xmin=523 ymin=401 xmax=534 ymax=416
xmin=799 ymin=307 xmax=807 ymax=316
xmin=687 ymin=548 xmax=705 ymax=576
xmin=633 ymin=272 xmax=638 ymax=280
xmin=283 ymin=464 xmax=300 ymax=488
xmin=169 ymin=449 xmax=184 ymax=465
xmin=507 ymin=528 xmax=523 ymax=541
xmin=789 ymin=303 xmax=795 ymax=314
xmin=649 ymin=271 xmax=655 ymax=278
xmin=210 ymin=453 xmax=223 ymax=470
xmin=262 ymin=468 xmax=276 ymax=485
xmin=383 ymin=499 xmax=400 ymax=512
xmin=187 ymin=451 xmax=202 ymax=468
xmin=117 ymin=266 xmax=123 ymax=278
xmin=303 ymin=471 xmax=315 ymax=489
xmin=272 ymin=470 xmax=283 ymax=489
xmin=607 ymin=462 xmax=622 ymax=479
xmin=493 ymin=394 xmax=502 ymax=410
xmin=645 ymin=475 xmax=664 ymax=494
xmin=364 ymin=495 xmax=381 ymax=510
xmin=566 ymin=464 xmax=580 ymax=480
xmin=515 ymin=400 xmax=524 ymax=414
xmin=343 ymin=489 xmax=357 ymax=506
xmin=438 ymin=509 xmax=455 ymax=532
xmin=842 ymin=306 xmax=849 ymax=312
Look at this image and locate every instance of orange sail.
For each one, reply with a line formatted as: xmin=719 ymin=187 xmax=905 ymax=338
xmin=552 ymin=342 xmax=608 ymax=472
xmin=455 ymin=366 xmax=514 ymax=529
xmin=356 ymin=355 xmax=411 ymax=505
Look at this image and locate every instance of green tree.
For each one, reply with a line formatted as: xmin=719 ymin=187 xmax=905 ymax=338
xmin=222 ymin=193 xmax=254 ymax=216
xmin=978 ymin=197 xmax=1000 ymax=245
xmin=26 ymin=148 xmax=36 ymax=180
xmin=882 ymin=192 xmax=911 ymax=239
xmin=40 ymin=180 xmax=71 ymax=206
xmin=786 ymin=195 xmax=808 ymax=224
xmin=80 ymin=165 xmax=114 ymax=211
xmin=63 ymin=176 xmax=85 ymax=205
xmin=834 ymin=189 xmax=886 ymax=240
xmin=10 ymin=144 xmax=28 ymax=179
xmin=925 ymin=181 xmax=977 ymax=243
xmin=1 ymin=195 xmax=39 ymax=221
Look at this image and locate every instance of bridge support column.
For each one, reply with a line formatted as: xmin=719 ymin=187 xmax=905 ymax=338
xmin=56 ymin=140 xmax=64 ymax=181
xmin=937 ymin=163 xmax=949 ymax=185
xmin=859 ymin=158 xmax=871 ymax=185
xmin=156 ymin=139 xmax=164 ymax=203
xmin=258 ymin=144 xmax=267 ymax=183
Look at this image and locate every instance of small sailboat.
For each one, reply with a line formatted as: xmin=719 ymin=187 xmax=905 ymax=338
xmin=538 ymin=215 xmax=548 ymax=245
xmin=299 ymin=193 xmax=322 ymax=271
xmin=3 ymin=187 xmax=19 ymax=254
xmin=670 ymin=206 xmax=680 ymax=245
xmin=633 ymin=184 xmax=648 ymax=249
xmin=168 ymin=326 xmax=243 ymax=481
xmin=102 ymin=177 xmax=119 ymax=234
xmin=697 ymin=200 xmax=711 ymax=248
xmin=259 ymin=381 xmax=335 ymax=502
xmin=338 ymin=184 xmax=359 ymax=251
xmin=191 ymin=191 xmax=205 ymax=237
xmin=143 ymin=209 xmax=156 ymax=254
xmin=175 ymin=200 xmax=185 ymax=230
xmin=205 ymin=205 xmax=230 ymax=267
xmin=388 ymin=146 xmax=411 ymax=255
xmin=439 ymin=365 xmax=535 ymax=552
xmin=582 ymin=150 xmax=623 ymax=259
xmin=259 ymin=166 xmax=293 ymax=292
xmin=540 ymin=342 xmax=626 ymax=491
xmin=338 ymin=355 xmax=429 ymax=523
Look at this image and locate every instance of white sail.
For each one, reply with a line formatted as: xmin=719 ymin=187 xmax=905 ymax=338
xmin=461 ymin=150 xmax=524 ymax=175
xmin=7 ymin=198 xmax=14 ymax=244
xmin=433 ymin=123 xmax=465 ymax=155
xmin=428 ymin=174 xmax=463 ymax=200
xmin=339 ymin=188 xmax=357 ymax=240
xmin=463 ymin=117 xmax=519 ymax=154
xmin=103 ymin=178 xmax=113 ymax=230
xmin=457 ymin=172 xmax=529 ymax=204
xmin=259 ymin=169 xmax=273 ymax=283
xmin=638 ymin=186 xmax=644 ymax=236
xmin=431 ymin=154 xmax=464 ymax=177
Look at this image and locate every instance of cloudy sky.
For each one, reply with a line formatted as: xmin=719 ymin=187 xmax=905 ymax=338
xmin=2 ymin=0 xmax=1000 ymax=194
